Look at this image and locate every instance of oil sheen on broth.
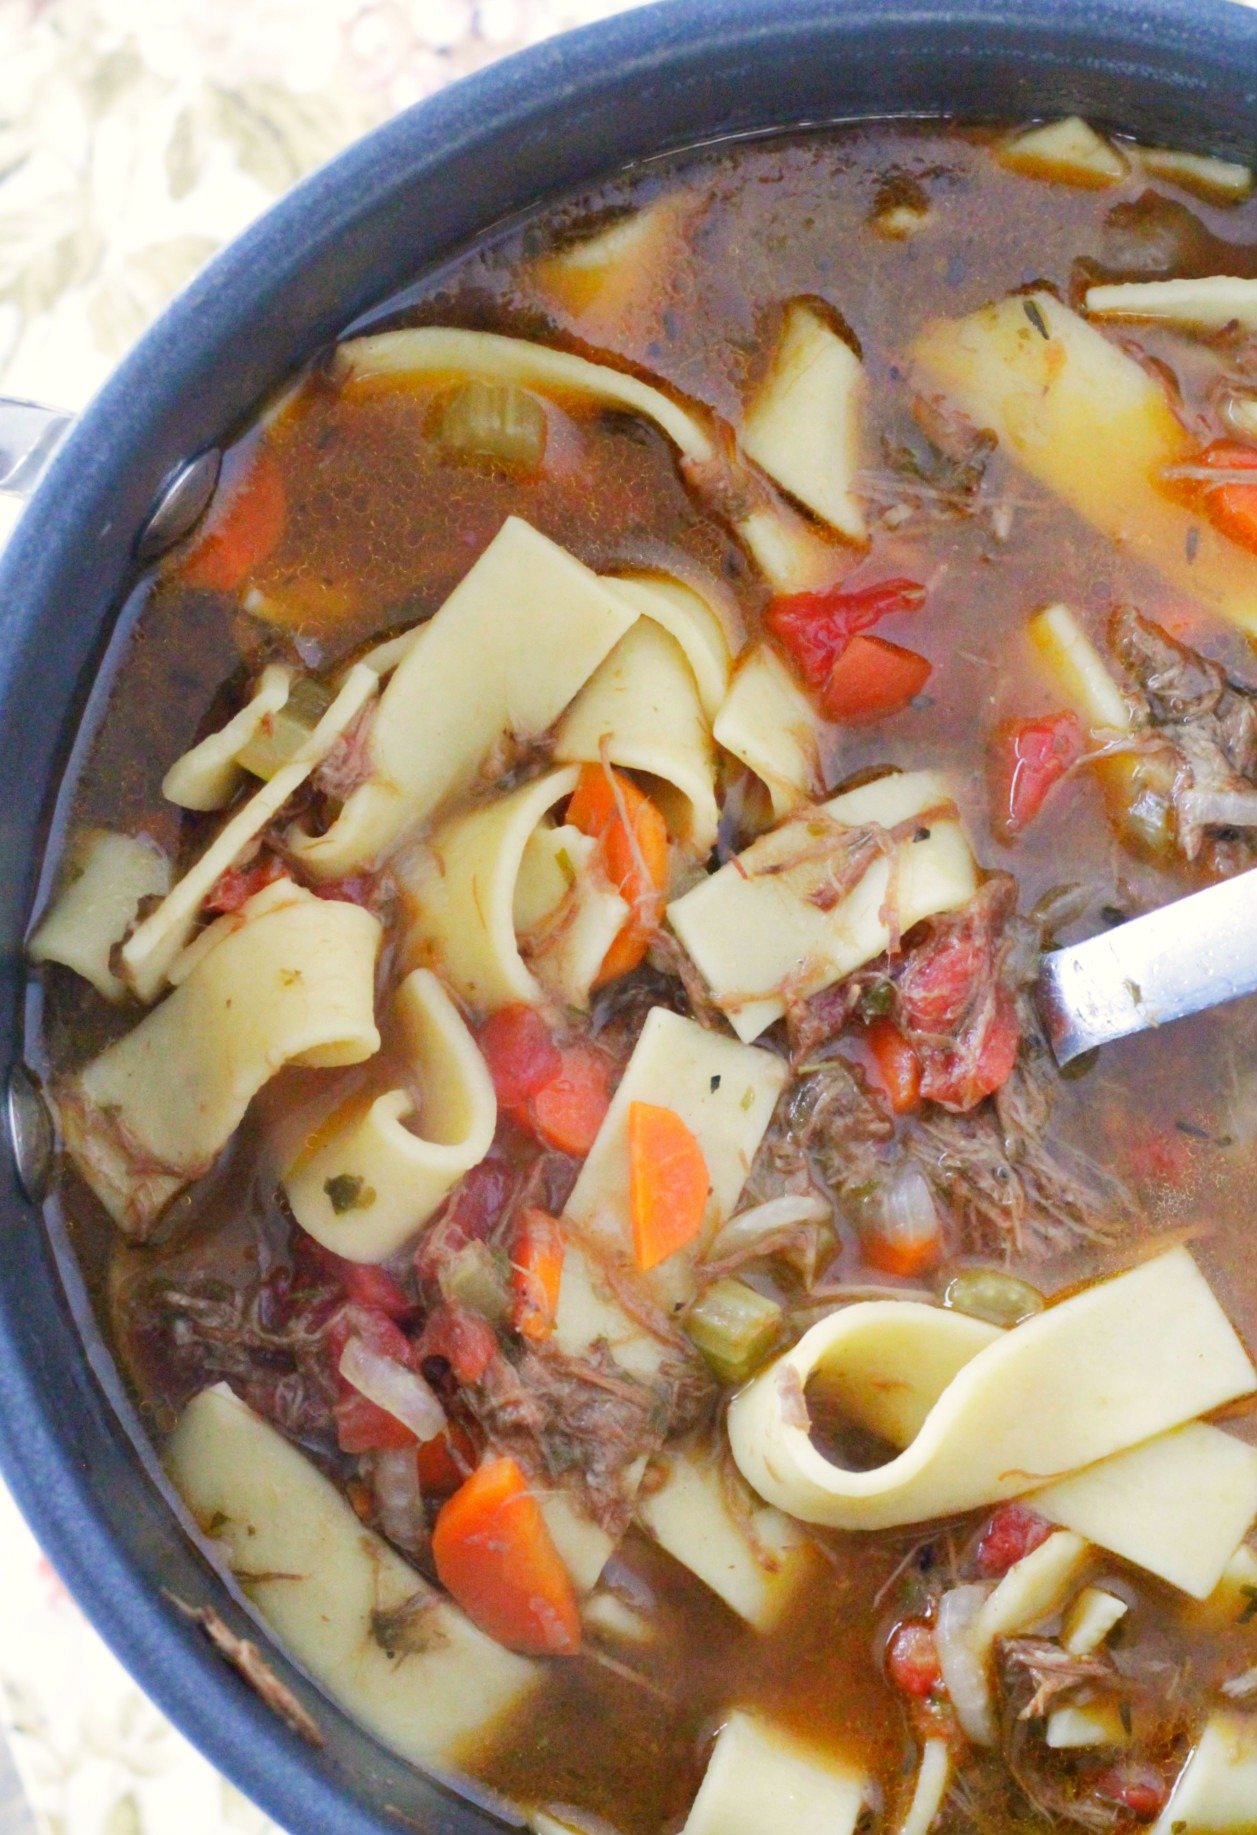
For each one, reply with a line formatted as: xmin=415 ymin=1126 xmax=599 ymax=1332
xmin=28 ymin=119 xmax=1257 ymax=1835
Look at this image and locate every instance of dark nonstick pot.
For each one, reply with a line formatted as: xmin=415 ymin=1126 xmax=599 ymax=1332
xmin=0 ymin=1 xmax=1254 ymax=1828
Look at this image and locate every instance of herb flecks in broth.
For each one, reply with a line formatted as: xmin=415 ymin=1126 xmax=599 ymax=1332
xmin=28 ymin=118 xmax=1257 ymax=1834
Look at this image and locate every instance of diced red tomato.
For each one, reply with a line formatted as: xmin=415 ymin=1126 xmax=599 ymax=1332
xmin=325 ymin=1301 xmax=416 ymax=1383
xmin=821 ymin=635 xmax=932 ymax=724
xmin=864 ymin=1019 xmax=922 ymax=1115
xmin=338 ymin=1262 xmax=414 ymax=1321
xmin=919 ymin=987 xmax=1020 ymax=1111
xmin=527 ymin=1043 xmax=613 ymax=1158
xmin=416 ymin=1303 xmax=498 ymax=1385
xmin=181 ymin=441 xmax=287 ymax=593
xmin=1192 ymin=439 xmax=1257 ymax=555
xmin=885 ymin=1620 xmax=942 ymax=1697
xmin=766 ymin=577 xmax=927 ymax=690
xmin=334 ymin=1391 xmax=418 ymax=1455
xmin=974 ymin=1503 xmax=1053 ymax=1577
xmin=989 ymin=710 xmax=1085 ymax=839
xmin=203 ymin=852 xmax=289 ymax=915
xmin=1089 ymin=1761 xmax=1169 ymax=1820
xmin=478 ymin=1006 xmax=563 ymax=1109
xmin=416 ymin=1419 xmax=481 ymax=1495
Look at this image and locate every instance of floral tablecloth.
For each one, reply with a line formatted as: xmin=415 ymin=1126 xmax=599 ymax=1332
xmin=0 ymin=3 xmax=646 ymax=1829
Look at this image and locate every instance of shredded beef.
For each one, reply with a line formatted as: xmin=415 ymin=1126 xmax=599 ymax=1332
xmin=789 ymin=876 xmax=1027 ymax=1115
xmin=117 ymin=1269 xmax=340 ymax=1440
xmin=1110 ymin=604 xmax=1257 ymax=869
xmin=468 ymin=1341 xmax=709 ymax=1535
xmin=905 ymin=1056 xmax=1132 ymax=1258
xmin=778 ymin=1058 xmax=895 ymax=1204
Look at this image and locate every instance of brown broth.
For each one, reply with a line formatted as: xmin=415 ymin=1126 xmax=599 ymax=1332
xmin=32 ymin=119 xmax=1257 ymax=1831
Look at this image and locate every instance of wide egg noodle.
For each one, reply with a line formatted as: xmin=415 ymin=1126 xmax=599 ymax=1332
xmin=553 ymin=616 xmax=721 ymax=857
xmin=912 ymin=290 xmax=1257 ymax=636
xmin=167 ymin=1384 xmax=539 ymax=1766
xmin=712 ymin=641 xmax=826 ymax=818
xmin=513 ymin=821 xmax=630 ymax=1010
xmin=121 ymin=662 xmax=379 ymax=1003
xmin=161 ymin=663 xmax=293 ymax=811
xmin=561 ymin=1007 xmax=787 ymax=1314
xmin=287 ymin=519 xmax=639 ymax=880
xmin=28 ymin=829 xmax=170 ymax=1002
xmin=606 ymin=573 xmax=735 ymax=721
xmin=741 ymin=301 xmax=868 ymax=544
xmin=403 ymin=766 xmax=626 ymax=1013
xmin=680 ymin=1711 xmax=867 ymax=1835
xmin=635 ymin=1443 xmax=812 ymax=1631
xmin=337 ymin=325 xmax=715 ymax=464
xmin=667 ymin=768 xmax=979 ymax=1042
xmin=282 ymin=966 xmax=497 ymax=1263
xmin=59 ymin=881 xmax=381 ymax=1236
xmin=727 ymin=1247 xmax=1257 ymax=1594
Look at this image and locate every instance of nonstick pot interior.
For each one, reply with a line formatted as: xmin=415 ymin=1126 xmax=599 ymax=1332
xmin=1 ymin=2 xmax=1256 ymax=1829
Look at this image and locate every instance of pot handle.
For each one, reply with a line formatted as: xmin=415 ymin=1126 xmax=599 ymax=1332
xmin=0 ymin=396 xmax=73 ymax=497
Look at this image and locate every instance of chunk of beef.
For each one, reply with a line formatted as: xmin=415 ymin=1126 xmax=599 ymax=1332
xmin=1111 ymin=605 xmax=1257 ymax=868
xmin=468 ymin=1340 xmax=709 ymax=1535
xmin=789 ymin=877 xmax=1027 ymax=1114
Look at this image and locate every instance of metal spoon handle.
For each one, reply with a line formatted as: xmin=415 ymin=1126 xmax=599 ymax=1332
xmin=1037 ymin=864 xmax=1257 ymax=1065
xmin=0 ymin=397 xmax=72 ymax=497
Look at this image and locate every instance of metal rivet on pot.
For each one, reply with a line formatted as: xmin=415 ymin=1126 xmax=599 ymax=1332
xmin=7 ymin=1064 xmax=53 ymax=1205
xmin=134 ymin=446 xmax=222 ymax=565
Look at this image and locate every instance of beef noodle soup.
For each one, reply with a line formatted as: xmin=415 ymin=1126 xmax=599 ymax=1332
xmin=28 ymin=116 xmax=1257 ymax=1834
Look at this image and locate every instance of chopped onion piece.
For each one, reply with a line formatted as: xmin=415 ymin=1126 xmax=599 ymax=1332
xmin=934 ymin=1582 xmax=996 ymax=1746
xmin=707 ymin=1193 xmax=831 ymax=1262
xmin=338 ymin=1336 xmax=446 ymax=1442
xmin=371 ymin=1444 xmax=428 ymax=1558
xmin=1176 ymin=788 xmax=1257 ymax=831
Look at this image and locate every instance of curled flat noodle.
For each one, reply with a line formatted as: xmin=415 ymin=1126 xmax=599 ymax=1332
xmin=728 ymin=1247 xmax=1257 ymax=1594
xmin=562 ymin=1007 xmax=787 ymax=1312
xmin=667 ymin=768 xmax=979 ymax=1042
xmin=607 ymin=573 xmax=734 ymax=721
xmin=167 ymin=1384 xmax=538 ymax=1764
xmin=161 ymin=664 xmax=293 ymax=811
xmin=28 ymin=830 xmax=170 ymax=1002
xmin=283 ymin=967 xmax=496 ymax=1263
xmin=403 ymin=767 xmax=627 ymax=1013
xmin=59 ymin=881 xmax=381 ymax=1235
xmin=287 ymin=519 xmax=638 ymax=880
xmin=337 ymin=325 xmax=714 ymax=464
xmin=514 ymin=821 xmax=630 ymax=1009
xmin=121 ymin=664 xmax=379 ymax=1003
xmin=554 ymin=617 xmax=720 ymax=856
xmin=912 ymin=291 xmax=1257 ymax=637
xmin=713 ymin=642 xmax=826 ymax=818
xmin=741 ymin=301 xmax=868 ymax=544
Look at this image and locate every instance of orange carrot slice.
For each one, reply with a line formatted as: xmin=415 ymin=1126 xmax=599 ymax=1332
xmin=432 ymin=1456 xmax=581 ymax=1657
xmin=567 ymin=763 xmax=669 ymax=984
xmin=511 ymin=1207 xmax=565 ymax=1343
xmin=627 ymin=1100 xmax=710 ymax=1272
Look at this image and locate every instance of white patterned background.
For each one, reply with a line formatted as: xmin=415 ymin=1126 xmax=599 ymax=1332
xmin=0 ymin=3 xmax=648 ymax=1829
